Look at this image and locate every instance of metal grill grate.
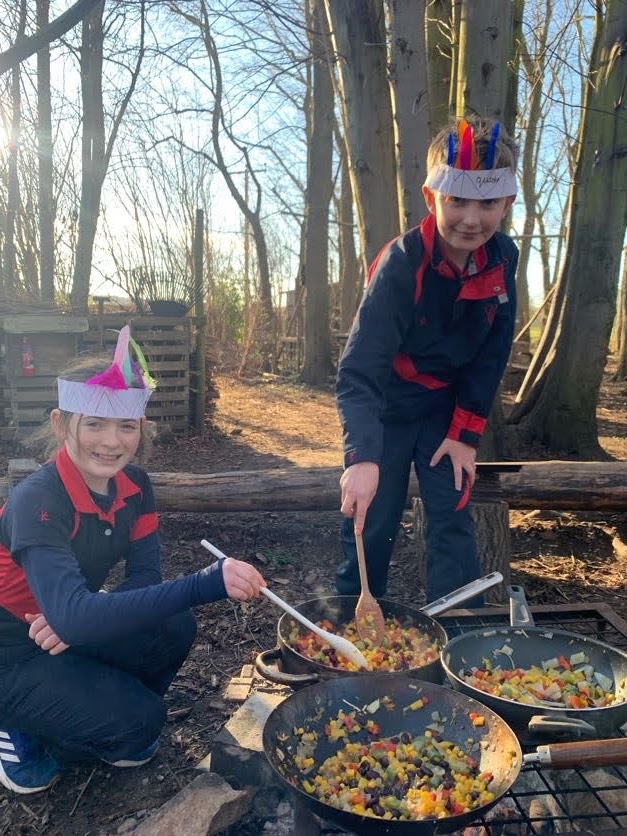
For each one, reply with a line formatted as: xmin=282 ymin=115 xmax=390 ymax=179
xmin=435 ymin=603 xmax=627 ymax=834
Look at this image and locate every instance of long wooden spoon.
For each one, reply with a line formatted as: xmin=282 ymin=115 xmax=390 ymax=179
xmin=354 ymin=528 xmax=386 ymax=645
xmin=200 ymin=539 xmax=369 ymax=669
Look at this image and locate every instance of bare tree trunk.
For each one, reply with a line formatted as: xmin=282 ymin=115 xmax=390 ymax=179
xmin=425 ymin=0 xmax=453 ymax=133
xmin=337 ymin=134 xmax=361 ymax=330
xmin=300 ymin=0 xmax=334 ymax=385
xmin=456 ymin=0 xmax=514 ymax=119
xmin=387 ymin=0 xmax=430 ymax=230
xmin=2 ymin=0 xmax=27 ymax=301
xmin=37 ymin=0 xmax=54 ymax=304
xmin=71 ymin=0 xmax=145 ymax=313
xmin=515 ymin=2 xmax=551 ymax=341
xmin=510 ymin=2 xmax=627 ymax=455
xmin=613 ymin=250 xmax=627 ymax=379
xmin=323 ymin=0 xmax=399 ymax=266
xmin=503 ymin=0 xmax=524 ymax=139
xmin=71 ymin=0 xmax=105 ymax=313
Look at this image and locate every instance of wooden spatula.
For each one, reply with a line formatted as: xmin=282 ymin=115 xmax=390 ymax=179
xmin=354 ymin=528 xmax=386 ymax=645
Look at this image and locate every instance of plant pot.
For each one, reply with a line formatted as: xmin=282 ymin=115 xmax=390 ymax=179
xmin=148 ymin=299 xmax=189 ymax=317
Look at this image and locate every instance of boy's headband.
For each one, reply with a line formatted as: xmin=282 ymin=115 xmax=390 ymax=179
xmin=57 ymin=326 xmax=156 ymax=419
xmin=424 ymin=119 xmax=517 ymax=200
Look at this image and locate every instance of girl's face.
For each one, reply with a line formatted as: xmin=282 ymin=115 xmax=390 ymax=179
xmin=51 ymin=411 xmax=142 ymax=493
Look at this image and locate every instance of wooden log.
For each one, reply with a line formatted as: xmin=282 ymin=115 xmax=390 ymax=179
xmin=412 ymin=497 xmax=511 ymax=604
xmin=147 ymin=461 xmax=627 ymax=513
xmin=5 ymin=460 xmax=627 ymax=512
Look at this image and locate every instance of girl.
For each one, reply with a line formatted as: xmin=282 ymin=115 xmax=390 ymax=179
xmin=0 ymin=327 xmax=265 ymax=794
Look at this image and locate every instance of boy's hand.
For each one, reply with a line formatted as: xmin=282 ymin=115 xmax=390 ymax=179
xmin=430 ymin=439 xmax=476 ymax=491
xmin=25 ymin=612 xmax=70 ymax=655
xmin=222 ymin=557 xmax=266 ymax=601
xmin=340 ymin=462 xmax=379 ymax=535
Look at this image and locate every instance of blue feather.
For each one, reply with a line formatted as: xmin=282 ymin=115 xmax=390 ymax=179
xmin=447 ymin=132 xmax=455 ymax=166
xmin=486 ymin=122 xmax=500 ymax=169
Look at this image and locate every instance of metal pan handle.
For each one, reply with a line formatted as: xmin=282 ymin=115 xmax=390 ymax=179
xmin=421 ymin=572 xmax=503 ymax=617
xmin=528 ymin=714 xmax=598 ymax=739
xmin=254 ymin=648 xmax=321 ymax=688
xmin=506 ymin=584 xmax=536 ymax=627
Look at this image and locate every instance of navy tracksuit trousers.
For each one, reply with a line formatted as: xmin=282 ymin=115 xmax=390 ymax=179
xmin=336 ymin=392 xmax=482 ymax=604
xmin=0 ymin=609 xmax=197 ymax=764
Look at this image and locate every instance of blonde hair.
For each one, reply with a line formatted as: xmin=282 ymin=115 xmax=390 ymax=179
xmin=427 ymin=118 xmax=519 ymax=173
xmin=28 ymin=354 xmax=154 ymax=461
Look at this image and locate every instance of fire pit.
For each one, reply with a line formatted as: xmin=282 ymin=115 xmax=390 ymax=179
xmin=221 ymin=602 xmax=627 ymax=834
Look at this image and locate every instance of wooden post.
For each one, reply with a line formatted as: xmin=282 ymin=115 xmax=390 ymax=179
xmin=92 ymin=295 xmax=109 ymax=350
xmin=193 ymin=208 xmax=206 ymax=433
xmin=412 ymin=472 xmax=511 ymax=604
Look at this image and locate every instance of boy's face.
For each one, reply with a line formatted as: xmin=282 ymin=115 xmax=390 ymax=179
xmin=422 ymin=187 xmax=514 ymax=267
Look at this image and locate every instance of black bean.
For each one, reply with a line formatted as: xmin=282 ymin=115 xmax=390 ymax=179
xmin=400 ymin=732 xmax=412 ymax=744
xmin=358 ymin=760 xmax=370 ymax=775
xmin=379 ymin=756 xmax=389 ymax=767
xmin=372 ymin=804 xmax=385 ymax=817
xmin=355 ymin=712 xmax=368 ymax=726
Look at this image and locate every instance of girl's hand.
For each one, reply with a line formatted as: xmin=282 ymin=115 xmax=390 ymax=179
xmin=25 ymin=612 xmax=70 ymax=655
xmin=339 ymin=461 xmax=379 ymax=535
xmin=221 ymin=558 xmax=266 ymax=601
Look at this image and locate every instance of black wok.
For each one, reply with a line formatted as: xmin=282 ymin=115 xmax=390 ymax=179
xmin=263 ymin=674 xmax=523 ymax=835
xmin=441 ymin=586 xmax=627 ymax=737
xmin=256 ymin=574 xmax=501 ymax=689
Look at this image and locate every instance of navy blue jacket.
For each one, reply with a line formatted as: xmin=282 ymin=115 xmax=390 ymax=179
xmin=337 ymin=213 xmax=518 ymax=468
xmin=0 ymin=447 xmax=226 ymax=646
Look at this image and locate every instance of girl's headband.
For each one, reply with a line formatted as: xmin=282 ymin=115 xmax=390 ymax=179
xmin=57 ymin=326 xmax=156 ymax=419
xmin=424 ymin=119 xmax=517 ymax=200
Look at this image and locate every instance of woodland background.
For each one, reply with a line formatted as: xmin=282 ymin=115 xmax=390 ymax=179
xmin=0 ymin=1 xmax=626 ymax=462
xmin=2 ymin=4 xmax=627 ymax=833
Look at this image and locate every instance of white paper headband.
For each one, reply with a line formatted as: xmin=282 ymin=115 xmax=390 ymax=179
xmin=57 ymin=379 xmax=152 ymax=419
xmin=56 ymin=325 xmax=154 ymax=419
xmin=424 ymin=164 xmax=517 ymax=200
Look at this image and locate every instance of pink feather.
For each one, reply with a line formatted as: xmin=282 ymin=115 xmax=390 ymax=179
xmin=86 ymin=364 xmax=128 ymax=390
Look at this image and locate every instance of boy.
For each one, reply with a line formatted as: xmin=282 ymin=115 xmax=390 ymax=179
xmin=335 ymin=118 xmax=518 ymax=604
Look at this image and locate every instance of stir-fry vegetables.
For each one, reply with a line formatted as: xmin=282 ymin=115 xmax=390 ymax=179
xmin=460 ymin=649 xmax=617 ymax=708
xmin=287 ymin=616 xmax=440 ymax=672
xmin=294 ymin=703 xmax=498 ymax=822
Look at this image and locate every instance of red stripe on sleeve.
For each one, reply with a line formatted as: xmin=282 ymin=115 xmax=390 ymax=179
xmin=447 ymin=406 xmax=487 ymax=440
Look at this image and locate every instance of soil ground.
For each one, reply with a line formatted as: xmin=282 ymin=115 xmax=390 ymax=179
xmin=2 ymin=368 xmax=627 ymax=835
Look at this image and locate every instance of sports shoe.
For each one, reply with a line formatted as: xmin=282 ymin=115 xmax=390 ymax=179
xmin=0 ymin=729 xmax=60 ymax=794
xmin=103 ymin=740 xmax=159 ymax=768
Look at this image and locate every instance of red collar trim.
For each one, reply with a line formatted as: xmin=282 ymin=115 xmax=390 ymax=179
xmin=419 ymin=213 xmax=488 ymax=277
xmin=54 ymin=447 xmax=140 ymax=521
